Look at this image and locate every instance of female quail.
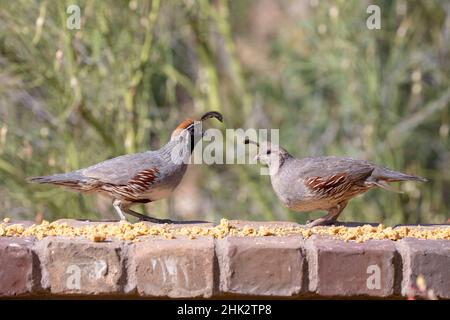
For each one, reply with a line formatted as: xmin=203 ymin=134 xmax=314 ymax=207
xmin=28 ymin=111 xmax=223 ymax=223
xmin=245 ymin=139 xmax=427 ymax=227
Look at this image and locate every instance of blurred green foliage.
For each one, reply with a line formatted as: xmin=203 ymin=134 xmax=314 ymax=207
xmin=0 ymin=0 xmax=448 ymax=224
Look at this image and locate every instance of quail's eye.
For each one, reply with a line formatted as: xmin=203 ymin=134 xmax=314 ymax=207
xmin=266 ymin=150 xmax=271 ymax=155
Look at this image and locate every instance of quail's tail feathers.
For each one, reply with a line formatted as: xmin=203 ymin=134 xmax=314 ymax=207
xmin=367 ymin=167 xmax=427 ymax=193
xmin=373 ymin=167 xmax=428 ymax=183
xmin=27 ymin=172 xmax=95 ymax=191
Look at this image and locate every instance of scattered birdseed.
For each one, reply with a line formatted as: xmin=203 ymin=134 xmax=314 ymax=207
xmin=90 ymin=234 xmax=107 ymax=242
xmin=0 ymin=218 xmax=449 ymax=243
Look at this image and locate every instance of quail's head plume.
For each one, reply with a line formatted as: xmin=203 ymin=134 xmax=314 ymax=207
xmin=245 ymin=138 xmax=427 ymax=227
xmin=28 ymin=111 xmax=223 ymax=223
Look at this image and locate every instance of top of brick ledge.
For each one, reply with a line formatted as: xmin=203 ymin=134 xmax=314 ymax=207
xmin=0 ymin=219 xmax=449 ymax=299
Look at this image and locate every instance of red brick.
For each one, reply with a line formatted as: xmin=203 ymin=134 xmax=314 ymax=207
xmin=0 ymin=237 xmax=39 ymax=296
xmin=306 ymin=236 xmax=397 ymax=297
xmin=216 ymin=235 xmax=304 ymax=296
xmin=34 ymin=237 xmax=127 ymax=295
xmin=397 ymin=238 xmax=450 ymax=299
xmin=132 ymin=236 xmax=215 ymax=298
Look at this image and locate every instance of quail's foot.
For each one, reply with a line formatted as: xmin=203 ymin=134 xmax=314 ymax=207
xmin=306 ymin=202 xmax=348 ymax=227
xmin=306 ymin=218 xmax=338 ymax=228
xmin=139 ymin=216 xmax=173 ymax=224
xmin=125 ymin=209 xmax=173 ymax=224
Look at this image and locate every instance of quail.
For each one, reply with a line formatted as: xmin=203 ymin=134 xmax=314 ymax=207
xmin=28 ymin=111 xmax=223 ymax=223
xmin=245 ymin=138 xmax=427 ymax=227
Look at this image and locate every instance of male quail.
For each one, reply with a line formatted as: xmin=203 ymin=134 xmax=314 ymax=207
xmin=28 ymin=111 xmax=223 ymax=223
xmin=245 ymin=138 xmax=427 ymax=227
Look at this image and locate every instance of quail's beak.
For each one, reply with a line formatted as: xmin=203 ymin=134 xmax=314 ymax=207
xmin=244 ymin=137 xmax=261 ymax=162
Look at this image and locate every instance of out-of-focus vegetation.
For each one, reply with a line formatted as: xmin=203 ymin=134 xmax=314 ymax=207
xmin=0 ymin=0 xmax=448 ymax=224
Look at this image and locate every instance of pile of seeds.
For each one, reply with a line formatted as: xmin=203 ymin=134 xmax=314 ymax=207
xmin=0 ymin=218 xmax=449 ymax=243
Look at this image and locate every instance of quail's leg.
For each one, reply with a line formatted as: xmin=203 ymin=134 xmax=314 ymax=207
xmin=306 ymin=201 xmax=348 ymax=228
xmin=113 ymin=199 xmax=127 ymax=221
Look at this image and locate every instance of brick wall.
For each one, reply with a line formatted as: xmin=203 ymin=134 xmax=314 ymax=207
xmin=0 ymin=220 xmax=449 ymax=299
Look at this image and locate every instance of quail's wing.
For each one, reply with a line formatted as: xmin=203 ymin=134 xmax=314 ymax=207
xmin=80 ymin=151 xmax=164 ymax=185
xmin=296 ymin=156 xmax=375 ymax=193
